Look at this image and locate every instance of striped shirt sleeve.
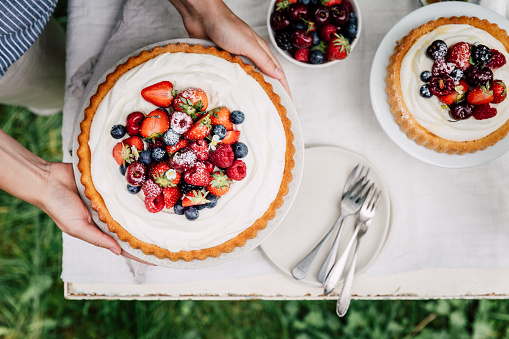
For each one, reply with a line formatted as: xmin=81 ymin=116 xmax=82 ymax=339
xmin=0 ymin=0 xmax=58 ymax=77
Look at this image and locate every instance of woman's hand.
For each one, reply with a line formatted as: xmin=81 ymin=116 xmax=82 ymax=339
xmin=169 ymin=0 xmax=291 ymax=96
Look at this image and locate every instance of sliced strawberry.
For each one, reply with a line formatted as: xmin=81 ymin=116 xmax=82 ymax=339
xmin=124 ymin=136 xmax=144 ymax=152
xmin=326 ymin=34 xmax=350 ymax=61
xmin=206 ymin=170 xmax=232 ymax=196
xmin=112 ymin=142 xmax=134 ymax=165
xmin=183 ymin=162 xmax=211 ymax=186
xmin=438 ymin=92 xmax=458 ymax=106
xmin=173 ymin=88 xmax=208 ymax=120
xmin=163 ymin=186 xmax=182 ymax=209
xmin=166 ymin=138 xmax=189 ymax=154
xmin=467 ymin=82 xmax=494 ymax=105
xmin=220 ymin=130 xmax=240 ymax=145
xmin=210 ymin=107 xmax=234 ymax=131
xmin=182 ymin=190 xmax=210 ymax=207
xmin=324 ymin=0 xmax=343 ymax=6
xmin=145 ymin=194 xmax=164 ymax=213
xmin=183 ymin=113 xmax=212 ymax=140
xmin=438 ymin=79 xmax=468 ymax=105
xmin=141 ymin=81 xmax=175 ymax=108
xmin=492 ymin=79 xmax=507 ymax=104
xmin=140 ymin=109 xmax=170 ymax=139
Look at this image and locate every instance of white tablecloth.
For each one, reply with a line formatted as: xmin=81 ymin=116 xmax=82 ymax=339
xmin=61 ymin=0 xmax=509 ymax=285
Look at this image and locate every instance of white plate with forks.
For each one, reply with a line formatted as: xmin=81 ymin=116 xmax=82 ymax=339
xmin=260 ymin=146 xmax=392 ymax=288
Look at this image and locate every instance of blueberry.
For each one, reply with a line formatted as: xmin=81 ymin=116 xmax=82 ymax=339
xmin=212 ymin=124 xmax=227 ymax=140
xmin=163 ymin=129 xmax=180 ymax=146
xmin=292 ymin=22 xmax=306 ymax=30
xmin=311 ymin=31 xmax=320 ymax=46
xmin=195 ymin=204 xmax=206 ymax=210
xmin=139 ymin=150 xmax=152 ymax=165
xmin=309 ymin=50 xmax=324 ymax=64
xmin=110 ymin=124 xmax=126 ymax=139
xmin=420 ymin=84 xmax=432 ymax=98
xmin=119 ymin=164 xmax=128 ymax=176
xmin=311 ymin=0 xmax=320 ymax=5
xmin=450 ymin=68 xmax=464 ymax=82
xmin=420 ymin=71 xmax=432 ymax=82
xmin=205 ymin=194 xmax=218 ymax=208
xmin=348 ymin=12 xmax=358 ymax=26
xmin=344 ymin=24 xmax=357 ymax=39
xmin=151 ymin=147 xmax=167 ymax=162
xmin=174 ymin=201 xmax=185 ymax=215
xmin=127 ymin=184 xmax=141 ymax=194
xmin=232 ymin=142 xmax=248 ymax=158
xmin=300 ymin=0 xmax=311 ymax=5
xmin=184 ymin=206 xmax=199 ymax=220
xmin=230 ymin=110 xmax=245 ymax=124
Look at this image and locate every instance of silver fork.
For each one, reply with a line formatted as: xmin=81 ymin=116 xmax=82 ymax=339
xmin=291 ymin=166 xmax=370 ymax=280
xmin=323 ymin=188 xmax=380 ymax=295
xmin=335 ymin=191 xmax=381 ymax=317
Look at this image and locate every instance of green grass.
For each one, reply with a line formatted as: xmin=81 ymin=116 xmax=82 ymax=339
xmin=1 ymin=106 xmax=509 ymax=339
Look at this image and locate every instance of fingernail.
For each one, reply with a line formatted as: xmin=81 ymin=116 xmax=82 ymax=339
xmin=274 ymin=67 xmax=285 ymax=78
xmin=109 ymin=247 xmax=121 ymax=255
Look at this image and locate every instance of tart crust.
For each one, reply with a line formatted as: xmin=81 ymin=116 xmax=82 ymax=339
xmin=386 ymin=16 xmax=509 ymax=154
xmin=77 ymin=43 xmax=295 ymax=261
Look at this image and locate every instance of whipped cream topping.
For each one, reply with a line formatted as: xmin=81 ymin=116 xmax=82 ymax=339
xmin=88 ymin=52 xmax=287 ymax=252
xmin=400 ymin=24 xmax=509 ymax=142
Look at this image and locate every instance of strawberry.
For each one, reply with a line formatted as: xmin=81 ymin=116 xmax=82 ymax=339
xmin=294 ymin=48 xmax=310 ymax=62
xmin=487 ymin=49 xmax=507 ymax=69
xmin=182 ymin=190 xmax=210 ymax=207
xmin=275 ymin=0 xmax=298 ymax=11
xmin=473 ymin=104 xmax=497 ymax=120
xmin=467 ymin=82 xmax=494 ymax=105
xmin=183 ymin=162 xmax=211 ymax=186
xmin=326 ymin=34 xmax=350 ymax=61
xmin=140 ymin=109 xmax=170 ymax=139
xmin=445 ymin=42 xmax=471 ymax=70
xmin=145 ymin=194 xmax=164 ymax=213
xmin=166 ymin=138 xmax=189 ymax=154
xmin=206 ymin=170 xmax=232 ymax=196
xmin=124 ymin=136 xmax=144 ymax=152
xmin=163 ymin=186 xmax=182 ymax=209
xmin=438 ymin=79 xmax=468 ymax=105
xmin=183 ymin=113 xmax=212 ymax=140
xmin=220 ymin=130 xmax=240 ymax=145
xmin=324 ymin=0 xmax=342 ymax=6
xmin=210 ymin=107 xmax=234 ymax=131
xmin=173 ymin=88 xmax=208 ymax=120
xmin=142 ymin=178 xmax=163 ymax=199
xmin=151 ymin=162 xmax=180 ymax=187
xmin=112 ymin=142 xmax=134 ymax=165
xmin=189 ymin=139 xmax=209 ymax=161
xmin=141 ymin=81 xmax=175 ymax=108
xmin=438 ymin=91 xmax=458 ymax=106
xmin=226 ymin=159 xmax=247 ymax=181
xmin=492 ymin=79 xmax=507 ymax=104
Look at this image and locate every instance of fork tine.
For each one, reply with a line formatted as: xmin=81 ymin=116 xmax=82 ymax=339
xmin=356 ymin=183 xmax=374 ymax=204
xmin=343 ymin=164 xmax=360 ymax=194
xmin=369 ymin=190 xmax=382 ymax=211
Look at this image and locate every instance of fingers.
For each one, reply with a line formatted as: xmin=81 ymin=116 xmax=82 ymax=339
xmin=121 ymin=250 xmax=156 ymax=265
xmin=67 ymin=220 xmax=122 ymax=256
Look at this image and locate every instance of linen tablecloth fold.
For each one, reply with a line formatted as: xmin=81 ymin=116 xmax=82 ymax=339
xmin=62 ymin=0 xmax=509 ymax=284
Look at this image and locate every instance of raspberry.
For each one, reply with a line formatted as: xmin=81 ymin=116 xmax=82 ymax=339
xmin=294 ymin=48 xmax=310 ymax=62
xmin=429 ymin=75 xmax=455 ymax=96
xmin=473 ymin=104 xmax=497 ymax=120
xmin=209 ymin=144 xmax=234 ymax=168
xmin=486 ymin=49 xmax=506 ymax=69
xmin=189 ymin=139 xmax=209 ymax=161
xmin=226 ymin=159 xmax=247 ymax=181
xmin=431 ymin=59 xmax=456 ymax=76
xmin=170 ymin=147 xmax=197 ymax=172
xmin=142 ymin=178 xmax=163 ymax=199
xmin=145 ymin=194 xmax=164 ymax=213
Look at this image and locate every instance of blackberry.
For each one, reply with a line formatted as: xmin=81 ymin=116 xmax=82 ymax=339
xmin=429 ymin=75 xmax=455 ymax=96
xmin=126 ymin=184 xmax=141 ymax=194
xmin=449 ymin=68 xmax=464 ymax=82
xmin=471 ymin=44 xmax=492 ymax=66
xmin=310 ymin=50 xmax=324 ymax=64
xmin=184 ymin=206 xmax=199 ymax=221
xmin=230 ymin=110 xmax=245 ymax=124
xmin=275 ymin=32 xmax=292 ymax=51
xmin=420 ymin=71 xmax=432 ymax=82
xmin=110 ymin=124 xmax=126 ymax=139
xmin=464 ymin=66 xmax=493 ymax=87
xmin=420 ymin=84 xmax=432 ymax=98
xmin=449 ymin=102 xmax=474 ymax=120
xmin=178 ymin=178 xmax=203 ymax=194
xmin=426 ymin=40 xmax=448 ymax=60
xmin=232 ymin=142 xmax=248 ymax=158
xmin=163 ymin=129 xmax=180 ymax=146
xmin=212 ymin=124 xmax=227 ymax=140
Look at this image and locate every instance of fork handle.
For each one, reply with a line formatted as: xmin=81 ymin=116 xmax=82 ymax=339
xmin=323 ymin=222 xmax=361 ymax=295
xmin=291 ymin=216 xmax=342 ymax=280
xmin=336 ymin=237 xmax=361 ymax=317
xmin=317 ymin=215 xmax=346 ymax=283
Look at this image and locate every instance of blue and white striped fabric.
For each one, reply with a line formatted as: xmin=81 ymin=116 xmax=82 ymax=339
xmin=0 ymin=0 xmax=57 ymax=77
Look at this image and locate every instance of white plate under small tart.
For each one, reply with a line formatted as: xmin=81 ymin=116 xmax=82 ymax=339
xmin=72 ymin=38 xmax=305 ymax=268
xmin=370 ymin=2 xmax=509 ymax=168
xmin=260 ymin=146 xmax=391 ymax=288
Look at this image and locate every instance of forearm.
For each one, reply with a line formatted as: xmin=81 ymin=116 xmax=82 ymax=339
xmin=0 ymin=129 xmax=49 ymax=208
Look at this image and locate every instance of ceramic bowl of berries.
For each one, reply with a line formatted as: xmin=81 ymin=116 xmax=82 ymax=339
xmin=267 ymin=0 xmax=361 ymax=67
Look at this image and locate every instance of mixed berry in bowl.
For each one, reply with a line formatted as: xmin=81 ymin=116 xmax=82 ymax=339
xmin=419 ymin=39 xmax=507 ymax=121
xmin=267 ymin=0 xmax=361 ymax=67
